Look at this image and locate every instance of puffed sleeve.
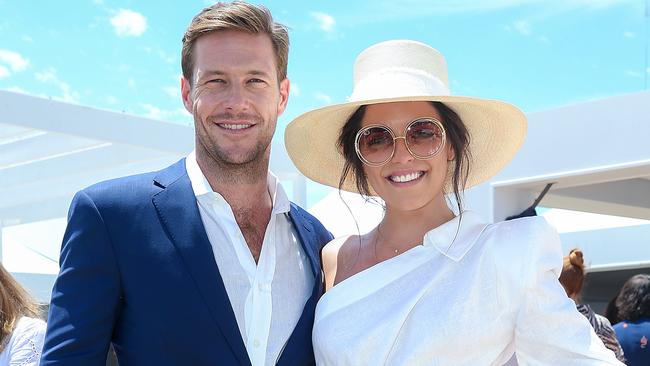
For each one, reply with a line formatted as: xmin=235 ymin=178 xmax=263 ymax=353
xmin=513 ymin=218 xmax=624 ymax=365
xmin=7 ymin=317 xmax=46 ymax=366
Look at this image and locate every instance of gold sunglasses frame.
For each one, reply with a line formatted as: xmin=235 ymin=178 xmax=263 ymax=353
xmin=354 ymin=117 xmax=447 ymax=167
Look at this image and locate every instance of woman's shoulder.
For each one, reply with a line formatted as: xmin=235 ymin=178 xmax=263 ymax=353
xmin=12 ymin=316 xmax=46 ymax=339
xmin=480 ymin=216 xmax=561 ymax=258
xmin=478 ymin=216 xmax=563 ymax=285
xmin=483 ymin=215 xmax=556 ymax=240
xmin=322 ymin=234 xmax=363 ymax=290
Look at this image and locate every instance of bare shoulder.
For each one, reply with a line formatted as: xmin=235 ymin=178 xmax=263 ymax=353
xmin=322 ymin=235 xmax=359 ymax=291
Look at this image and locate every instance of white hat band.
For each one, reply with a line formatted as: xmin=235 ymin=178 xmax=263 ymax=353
xmin=349 ymin=67 xmax=450 ymax=102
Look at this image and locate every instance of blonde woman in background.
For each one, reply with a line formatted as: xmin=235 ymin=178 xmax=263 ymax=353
xmin=559 ymin=249 xmax=626 ymax=362
xmin=0 ymin=263 xmax=46 ymax=365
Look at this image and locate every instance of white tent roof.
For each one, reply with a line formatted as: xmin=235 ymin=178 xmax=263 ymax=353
xmin=0 ymin=90 xmax=304 ymax=301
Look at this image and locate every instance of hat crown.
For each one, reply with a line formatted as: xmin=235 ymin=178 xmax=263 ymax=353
xmin=350 ymin=40 xmax=450 ymax=102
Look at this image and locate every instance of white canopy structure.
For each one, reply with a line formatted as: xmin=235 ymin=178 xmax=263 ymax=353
xmin=2 ymin=89 xmax=649 ymax=307
xmin=464 ymin=90 xmax=650 ymax=310
xmin=0 ymin=90 xmax=304 ymax=301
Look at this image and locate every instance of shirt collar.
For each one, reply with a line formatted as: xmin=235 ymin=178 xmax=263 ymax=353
xmin=423 ymin=210 xmax=488 ymax=262
xmin=185 ymin=150 xmax=290 ymax=214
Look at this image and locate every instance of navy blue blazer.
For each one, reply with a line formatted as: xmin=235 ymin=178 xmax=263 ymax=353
xmin=41 ymin=159 xmax=332 ymax=366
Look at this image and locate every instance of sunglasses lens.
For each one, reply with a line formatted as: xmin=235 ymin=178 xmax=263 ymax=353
xmin=357 ymin=126 xmax=394 ymax=164
xmin=406 ymin=119 xmax=444 ymax=157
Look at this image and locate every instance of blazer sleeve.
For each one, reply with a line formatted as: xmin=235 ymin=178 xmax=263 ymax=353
xmin=40 ymin=190 xmax=122 ymax=366
xmin=513 ymin=218 xmax=624 ymax=365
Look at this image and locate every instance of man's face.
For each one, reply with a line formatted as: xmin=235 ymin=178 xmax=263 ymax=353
xmin=181 ymin=30 xmax=289 ymax=166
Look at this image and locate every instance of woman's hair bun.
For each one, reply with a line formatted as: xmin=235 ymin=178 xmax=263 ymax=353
xmin=569 ymin=248 xmax=584 ymax=267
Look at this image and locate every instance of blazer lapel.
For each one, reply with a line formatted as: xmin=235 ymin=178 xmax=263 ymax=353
xmin=277 ymin=205 xmax=324 ymax=365
xmin=287 ymin=204 xmax=321 ymax=279
xmin=152 ymin=160 xmax=251 ymax=366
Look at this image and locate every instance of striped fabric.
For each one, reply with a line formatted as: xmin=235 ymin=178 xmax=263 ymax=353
xmin=577 ymin=304 xmax=626 ymax=363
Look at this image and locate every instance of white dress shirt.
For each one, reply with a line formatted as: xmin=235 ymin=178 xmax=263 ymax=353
xmin=186 ymin=152 xmax=313 ymax=366
xmin=313 ymin=211 xmax=624 ymax=365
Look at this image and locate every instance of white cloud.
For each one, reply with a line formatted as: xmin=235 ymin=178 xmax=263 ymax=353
xmin=163 ymin=86 xmax=180 ymax=98
xmin=35 ymin=69 xmax=56 ymax=83
xmin=623 ymin=31 xmax=635 ymax=38
xmin=647 ymin=67 xmax=650 ymax=74
xmin=105 ymin=95 xmax=118 ymax=104
xmin=314 ymin=92 xmax=332 ymax=104
xmin=513 ymin=20 xmax=531 ymax=36
xmin=141 ymin=104 xmax=189 ymax=121
xmin=34 ymin=67 xmax=80 ymax=103
xmin=0 ymin=65 xmax=9 ymax=78
xmin=538 ymin=35 xmax=550 ymax=44
xmin=0 ymin=49 xmax=29 ymax=72
xmin=127 ymin=78 xmax=136 ymax=88
xmin=21 ymin=35 xmax=33 ymax=43
xmin=110 ymin=9 xmax=147 ymax=37
xmin=4 ymin=86 xmax=27 ymax=94
xmin=625 ymin=70 xmax=642 ymax=78
xmin=311 ymin=12 xmax=336 ymax=32
xmin=290 ymin=83 xmax=301 ymax=97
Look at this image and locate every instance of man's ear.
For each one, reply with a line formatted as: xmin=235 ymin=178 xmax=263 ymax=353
xmin=181 ymin=76 xmax=193 ymax=114
xmin=277 ymin=78 xmax=290 ymax=116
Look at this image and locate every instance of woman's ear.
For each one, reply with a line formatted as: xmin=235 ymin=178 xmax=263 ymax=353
xmin=446 ymin=142 xmax=455 ymax=161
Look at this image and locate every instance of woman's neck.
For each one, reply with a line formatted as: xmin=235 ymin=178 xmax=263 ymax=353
xmin=376 ymin=200 xmax=456 ymax=252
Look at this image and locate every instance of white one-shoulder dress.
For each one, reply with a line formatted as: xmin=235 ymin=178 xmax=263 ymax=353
xmin=312 ymin=211 xmax=623 ymax=366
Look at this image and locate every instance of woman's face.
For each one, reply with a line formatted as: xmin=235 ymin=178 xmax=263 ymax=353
xmin=359 ymin=101 xmax=454 ymax=212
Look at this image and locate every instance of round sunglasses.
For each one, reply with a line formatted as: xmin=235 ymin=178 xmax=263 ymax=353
xmin=354 ymin=117 xmax=446 ymax=167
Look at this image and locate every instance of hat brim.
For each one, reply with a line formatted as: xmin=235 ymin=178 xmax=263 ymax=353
xmin=285 ymin=95 xmax=527 ymax=195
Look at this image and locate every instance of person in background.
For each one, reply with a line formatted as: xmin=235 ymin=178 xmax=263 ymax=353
xmin=613 ymin=274 xmax=650 ymax=366
xmin=0 ymin=263 xmax=46 ymax=365
xmin=559 ymin=248 xmax=625 ymax=362
xmin=606 ymin=294 xmax=622 ymax=326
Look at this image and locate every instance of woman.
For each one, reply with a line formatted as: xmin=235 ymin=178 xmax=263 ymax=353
xmin=613 ymin=274 xmax=650 ymax=366
xmin=0 ymin=263 xmax=46 ymax=365
xmin=559 ymin=249 xmax=625 ymax=361
xmin=285 ymin=40 xmax=623 ymax=365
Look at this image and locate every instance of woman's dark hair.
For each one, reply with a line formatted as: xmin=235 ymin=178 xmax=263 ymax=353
xmin=616 ymin=274 xmax=650 ymax=322
xmin=605 ymin=294 xmax=621 ymax=325
xmin=337 ymin=101 xmax=471 ymax=214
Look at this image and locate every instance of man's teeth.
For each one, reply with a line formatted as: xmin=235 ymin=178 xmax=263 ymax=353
xmin=389 ymin=172 xmax=423 ymax=183
xmin=221 ymin=123 xmax=251 ymax=130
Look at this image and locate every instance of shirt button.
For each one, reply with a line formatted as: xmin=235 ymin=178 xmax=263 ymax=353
xmin=253 ymin=339 xmax=260 ymax=348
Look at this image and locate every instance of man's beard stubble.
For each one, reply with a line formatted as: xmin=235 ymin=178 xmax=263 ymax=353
xmin=195 ymin=112 xmax=274 ymax=185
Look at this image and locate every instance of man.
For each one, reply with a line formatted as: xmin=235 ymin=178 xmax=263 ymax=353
xmin=41 ymin=2 xmax=331 ymax=365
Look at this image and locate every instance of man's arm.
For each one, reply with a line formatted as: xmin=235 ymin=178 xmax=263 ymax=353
xmin=41 ymin=190 xmax=122 ymax=366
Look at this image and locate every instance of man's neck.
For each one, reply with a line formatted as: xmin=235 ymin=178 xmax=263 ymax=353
xmin=195 ymin=149 xmax=271 ymax=208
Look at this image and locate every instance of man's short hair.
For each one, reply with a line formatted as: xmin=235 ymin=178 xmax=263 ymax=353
xmin=181 ymin=1 xmax=289 ymax=85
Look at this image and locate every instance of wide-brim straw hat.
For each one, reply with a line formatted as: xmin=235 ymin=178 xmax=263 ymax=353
xmin=285 ymin=40 xmax=527 ymax=195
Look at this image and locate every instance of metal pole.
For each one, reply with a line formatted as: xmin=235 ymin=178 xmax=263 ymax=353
xmin=643 ymin=0 xmax=650 ymax=90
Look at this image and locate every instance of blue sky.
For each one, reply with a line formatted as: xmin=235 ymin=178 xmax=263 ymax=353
xmin=1 ymin=0 xmax=648 ymax=127
xmin=1 ymin=1 xmax=649 ymax=273
xmin=1 ymin=0 xmax=649 ymax=206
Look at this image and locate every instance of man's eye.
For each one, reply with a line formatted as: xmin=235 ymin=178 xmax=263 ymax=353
xmin=248 ymin=78 xmax=266 ymax=84
xmin=207 ymin=79 xmax=225 ymax=84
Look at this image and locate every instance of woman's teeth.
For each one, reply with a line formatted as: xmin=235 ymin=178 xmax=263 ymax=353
xmin=389 ymin=171 xmax=423 ymax=183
